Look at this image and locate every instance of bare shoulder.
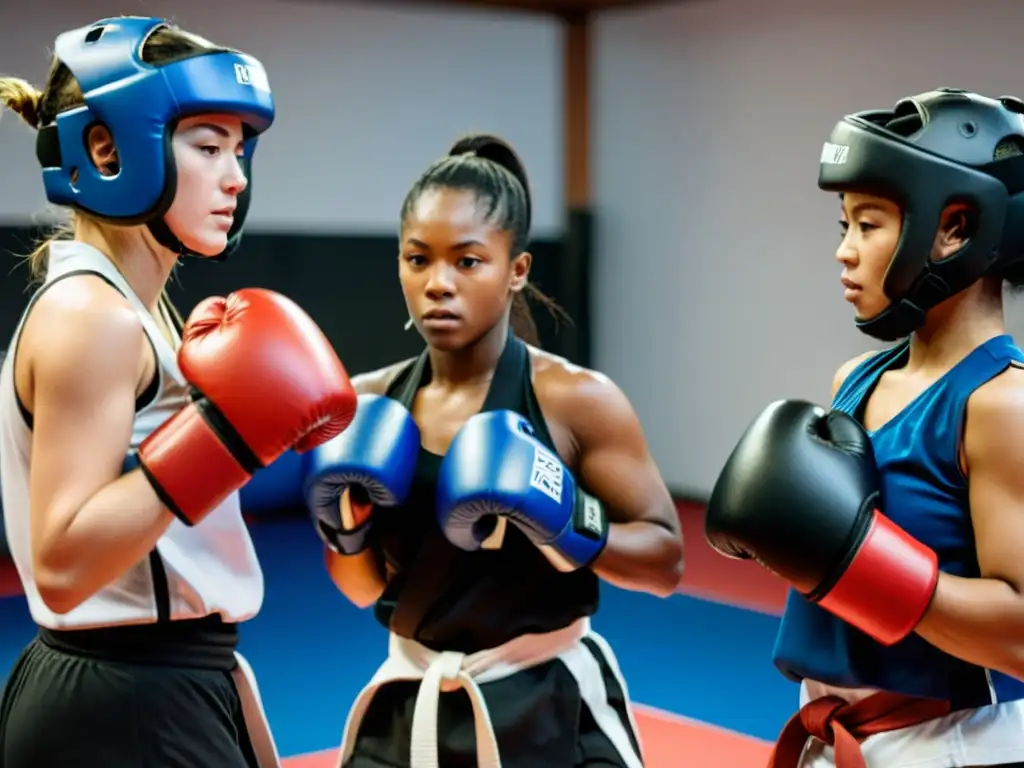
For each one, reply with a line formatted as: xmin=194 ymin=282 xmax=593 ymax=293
xmin=965 ymin=364 xmax=1024 ymax=455
xmin=349 ymin=357 xmax=418 ymax=397
xmin=529 ymin=347 xmax=632 ymax=431
xmin=832 ymin=349 xmax=879 ymax=399
xmin=24 ymin=275 xmax=144 ymax=389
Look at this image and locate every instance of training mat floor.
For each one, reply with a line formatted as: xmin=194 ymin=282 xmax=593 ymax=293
xmin=0 ymin=510 xmax=794 ymax=766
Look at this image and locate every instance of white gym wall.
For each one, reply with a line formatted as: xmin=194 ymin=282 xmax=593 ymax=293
xmin=6 ymin=0 xmax=1024 ymax=498
xmin=0 ymin=0 xmax=564 ymax=237
xmin=592 ymin=0 xmax=1024 ymax=495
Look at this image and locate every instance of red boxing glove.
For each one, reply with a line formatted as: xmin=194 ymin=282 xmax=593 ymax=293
xmin=138 ymin=289 xmax=357 ymax=525
xmin=705 ymin=400 xmax=938 ymax=645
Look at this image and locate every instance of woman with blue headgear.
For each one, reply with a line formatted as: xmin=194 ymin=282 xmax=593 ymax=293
xmin=705 ymin=88 xmax=1024 ymax=767
xmin=0 ymin=16 xmax=358 ymax=767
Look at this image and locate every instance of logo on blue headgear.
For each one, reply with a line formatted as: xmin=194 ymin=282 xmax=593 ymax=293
xmin=34 ymin=16 xmax=275 ymax=259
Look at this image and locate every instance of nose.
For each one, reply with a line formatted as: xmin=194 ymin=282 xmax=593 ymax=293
xmin=223 ymin=155 xmax=249 ymax=196
xmin=835 ymin=234 xmax=857 ymax=267
xmin=425 ymin=263 xmax=456 ymax=300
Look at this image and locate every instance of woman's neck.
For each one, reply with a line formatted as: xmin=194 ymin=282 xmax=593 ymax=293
xmin=427 ymin=313 xmax=511 ymax=389
xmin=906 ymin=278 xmax=1006 ymax=374
xmin=75 ymin=220 xmax=176 ymax=313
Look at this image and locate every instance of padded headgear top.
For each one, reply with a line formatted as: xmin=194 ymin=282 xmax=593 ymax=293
xmin=819 ymin=88 xmax=1024 ymax=341
xmin=35 ymin=16 xmax=275 ymax=259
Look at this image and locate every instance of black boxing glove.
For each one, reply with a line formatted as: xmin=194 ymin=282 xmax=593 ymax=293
xmin=704 ymin=399 xmax=939 ymax=646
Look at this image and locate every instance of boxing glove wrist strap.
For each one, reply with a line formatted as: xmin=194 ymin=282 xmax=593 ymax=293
xmin=816 ymin=509 xmax=939 ymax=646
xmin=138 ymin=401 xmax=258 ymax=526
xmin=540 ymin=490 xmax=610 ymax=572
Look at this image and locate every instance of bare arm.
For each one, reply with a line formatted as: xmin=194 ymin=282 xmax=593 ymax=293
xmin=24 ymin=279 xmax=175 ymax=614
xmin=915 ymin=366 xmax=1024 ymax=679
xmin=322 ymin=359 xmax=413 ymax=608
xmin=554 ymin=370 xmax=684 ymax=597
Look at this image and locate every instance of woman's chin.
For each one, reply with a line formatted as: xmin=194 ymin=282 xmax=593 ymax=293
xmin=852 ymin=298 xmax=890 ymax=324
xmin=179 ymin=231 xmax=229 ymax=258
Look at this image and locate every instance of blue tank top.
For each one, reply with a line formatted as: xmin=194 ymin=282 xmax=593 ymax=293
xmin=772 ymin=334 xmax=1024 ymax=710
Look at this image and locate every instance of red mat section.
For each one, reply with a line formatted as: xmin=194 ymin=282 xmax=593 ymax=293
xmin=280 ymin=704 xmax=773 ymax=768
xmin=674 ymin=500 xmax=788 ymax=615
xmin=0 ymin=560 xmax=19 ymax=598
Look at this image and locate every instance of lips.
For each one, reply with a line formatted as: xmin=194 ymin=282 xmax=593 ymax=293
xmin=841 ymin=276 xmax=862 ymax=291
xmin=423 ymin=308 xmax=460 ymax=321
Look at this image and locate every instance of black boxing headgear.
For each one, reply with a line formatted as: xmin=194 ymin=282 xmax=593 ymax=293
xmin=819 ymin=88 xmax=1024 ymax=341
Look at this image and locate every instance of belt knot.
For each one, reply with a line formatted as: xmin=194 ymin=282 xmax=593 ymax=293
xmin=800 ymin=695 xmax=847 ymax=745
xmin=433 ymin=651 xmax=467 ymax=693
xmin=768 ymin=691 xmax=950 ymax=768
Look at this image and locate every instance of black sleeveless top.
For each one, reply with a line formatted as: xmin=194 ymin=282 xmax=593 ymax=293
xmin=371 ymin=331 xmax=600 ymax=654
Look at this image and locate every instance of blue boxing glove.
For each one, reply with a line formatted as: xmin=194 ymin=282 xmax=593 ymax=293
xmin=302 ymin=394 xmax=420 ymax=554
xmin=437 ymin=410 xmax=608 ymax=571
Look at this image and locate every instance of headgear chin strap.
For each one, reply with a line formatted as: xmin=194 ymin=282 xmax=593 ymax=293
xmin=818 ymin=88 xmax=1024 ymax=341
xmin=34 ymin=16 xmax=275 ymax=260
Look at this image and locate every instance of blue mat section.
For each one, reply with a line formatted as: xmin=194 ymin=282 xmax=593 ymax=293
xmin=0 ymin=520 xmax=795 ymax=757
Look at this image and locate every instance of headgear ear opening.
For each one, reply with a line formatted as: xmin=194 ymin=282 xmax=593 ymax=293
xmin=819 ymin=88 xmax=1024 ymax=341
xmin=34 ymin=16 xmax=275 ymax=260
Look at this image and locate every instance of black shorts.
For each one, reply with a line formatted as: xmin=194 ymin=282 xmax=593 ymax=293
xmin=0 ymin=634 xmax=259 ymax=768
xmin=346 ymin=636 xmax=644 ymax=768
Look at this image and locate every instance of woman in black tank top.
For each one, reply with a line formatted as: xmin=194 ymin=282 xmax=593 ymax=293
xmin=317 ymin=135 xmax=684 ymax=768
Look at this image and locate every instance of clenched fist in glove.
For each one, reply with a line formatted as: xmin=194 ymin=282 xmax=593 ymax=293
xmin=138 ymin=289 xmax=357 ymax=526
xmin=303 ymin=394 xmax=420 ymax=554
xmin=436 ymin=410 xmax=608 ymax=572
xmin=704 ymin=399 xmax=939 ymax=646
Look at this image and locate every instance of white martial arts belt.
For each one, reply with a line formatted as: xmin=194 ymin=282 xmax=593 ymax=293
xmin=233 ymin=651 xmax=283 ymax=768
xmin=336 ymin=617 xmax=590 ymax=768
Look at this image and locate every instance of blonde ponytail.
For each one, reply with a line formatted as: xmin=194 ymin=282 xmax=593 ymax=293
xmin=0 ymin=76 xmax=43 ymax=129
xmin=1 ymin=76 xmax=52 ymax=280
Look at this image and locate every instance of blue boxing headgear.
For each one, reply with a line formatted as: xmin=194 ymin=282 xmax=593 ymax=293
xmin=34 ymin=16 xmax=275 ymax=259
xmin=819 ymin=88 xmax=1024 ymax=341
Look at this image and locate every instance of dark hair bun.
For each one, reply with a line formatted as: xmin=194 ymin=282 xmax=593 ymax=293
xmin=449 ymin=133 xmax=531 ymax=226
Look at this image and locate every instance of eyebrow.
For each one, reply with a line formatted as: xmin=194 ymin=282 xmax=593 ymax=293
xmin=406 ymin=238 xmax=486 ymax=250
xmin=849 ymin=202 xmax=890 ymax=217
xmin=187 ymin=122 xmax=232 ymax=137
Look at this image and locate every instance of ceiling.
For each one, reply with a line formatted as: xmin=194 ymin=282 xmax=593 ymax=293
xmin=370 ymin=0 xmax=655 ymax=16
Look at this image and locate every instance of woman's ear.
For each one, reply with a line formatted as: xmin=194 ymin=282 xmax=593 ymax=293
xmin=86 ymin=124 xmax=119 ymax=176
xmin=932 ymin=203 xmax=974 ymax=261
xmin=510 ymin=251 xmax=532 ymax=293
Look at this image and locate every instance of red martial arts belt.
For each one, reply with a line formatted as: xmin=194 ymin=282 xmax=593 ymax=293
xmin=767 ymin=691 xmax=951 ymax=768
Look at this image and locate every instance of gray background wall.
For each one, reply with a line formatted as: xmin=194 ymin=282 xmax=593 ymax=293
xmin=4 ymin=0 xmax=1024 ymax=501
xmin=591 ymin=0 xmax=1024 ymax=495
xmin=0 ymin=0 xmax=563 ymax=235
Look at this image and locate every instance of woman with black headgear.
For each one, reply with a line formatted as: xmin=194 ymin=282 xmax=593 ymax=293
xmin=0 ymin=16 xmax=356 ymax=767
xmin=704 ymin=88 xmax=1024 ymax=767
xmin=301 ymin=133 xmax=685 ymax=767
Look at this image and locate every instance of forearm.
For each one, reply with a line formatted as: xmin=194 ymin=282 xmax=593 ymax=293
xmin=591 ymin=520 xmax=684 ymax=597
xmin=324 ymin=547 xmax=386 ymax=608
xmin=35 ymin=470 xmax=176 ymax=613
xmin=916 ymin=572 xmax=1024 ymax=679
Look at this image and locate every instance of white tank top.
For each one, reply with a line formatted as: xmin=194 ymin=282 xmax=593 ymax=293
xmin=0 ymin=241 xmax=264 ymax=630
